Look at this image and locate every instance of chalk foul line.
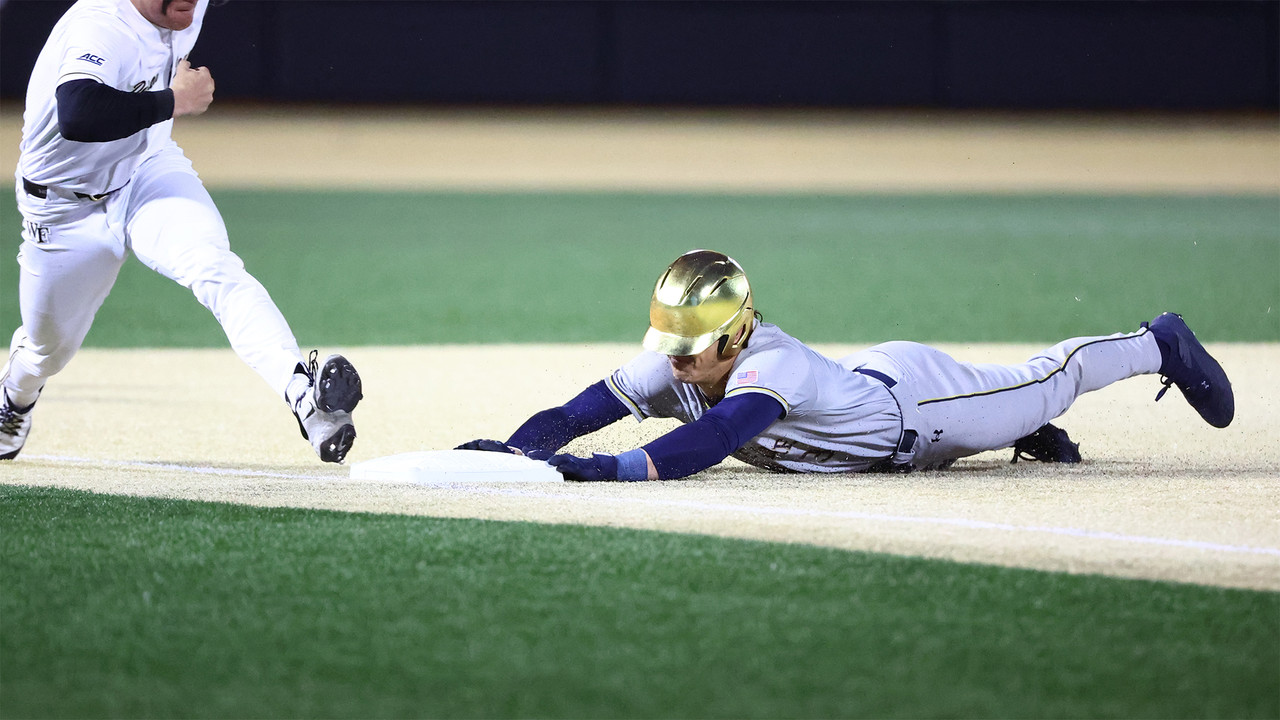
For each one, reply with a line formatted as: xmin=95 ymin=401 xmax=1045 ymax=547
xmin=17 ymin=454 xmax=1280 ymax=559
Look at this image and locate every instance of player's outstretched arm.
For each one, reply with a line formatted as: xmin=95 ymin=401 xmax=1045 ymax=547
xmin=456 ymin=380 xmax=629 ymax=460
xmin=549 ymin=392 xmax=782 ymax=482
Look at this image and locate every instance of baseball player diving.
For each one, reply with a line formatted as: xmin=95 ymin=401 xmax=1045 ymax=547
xmin=1 ymin=0 xmax=362 ymax=462
xmin=459 ymin=249 xmax=1233 ymax=481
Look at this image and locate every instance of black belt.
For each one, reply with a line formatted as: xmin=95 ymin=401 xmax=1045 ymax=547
xmin=23 ymin=177 xmax=118 ymax=201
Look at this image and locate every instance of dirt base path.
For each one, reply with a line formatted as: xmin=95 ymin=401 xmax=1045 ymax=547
xmin=2 ymin=108 xmax=1277 ymax=591
xmin=2 ymin=345 xmax=1276 ymax=591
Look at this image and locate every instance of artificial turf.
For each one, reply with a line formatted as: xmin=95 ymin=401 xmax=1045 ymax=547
xmin=2 ymin=191 xmax=1276 ymax=347
xmin=2 ymin=485 xmax=1276 ymax=719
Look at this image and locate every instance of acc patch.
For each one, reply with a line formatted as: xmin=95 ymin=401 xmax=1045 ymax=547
xmin=76 ymin=52 xmax=106 ymax=66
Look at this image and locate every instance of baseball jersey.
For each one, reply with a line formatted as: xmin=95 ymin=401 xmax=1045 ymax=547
xmin=16 ymin=0 xmax=208 ymax=196
xmin=607 ymin=322 xmax=903 ymax=473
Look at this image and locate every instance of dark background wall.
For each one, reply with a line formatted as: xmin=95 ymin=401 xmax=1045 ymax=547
xmin=2 ymin=0 xmax=1277 ymax=110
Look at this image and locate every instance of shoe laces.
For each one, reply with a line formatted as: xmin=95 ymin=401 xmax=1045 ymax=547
xmin=1142 ymin=320 xmax=1176 ymax=403
xmin=0 ymin=404 xmax=25 ymax=437
xmin=290 ymin=350 xmax=321 ymax=420
xmin=307 ymin=349 xmax=319 ymax=378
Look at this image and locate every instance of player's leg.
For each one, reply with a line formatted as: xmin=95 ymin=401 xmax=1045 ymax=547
xmin=123 ymin=150 xmax=304 ymax=393
xmin=850 ymin=333 xmax=1161 ymax=468
xmin=121 ymin=148 xmax=361 ymax=462
xmin=1 ymin=212 xmax=127 ymax=458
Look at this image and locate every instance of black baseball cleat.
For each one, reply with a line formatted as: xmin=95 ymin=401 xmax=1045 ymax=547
xmin=1011 ymin=423 xmax=1081 ymax=464
xmin=314 ymin=353 xmax=363 ymax=413
xmin=290 ymin=351 xmax=363 ymax=463
xmin=1144 ymin=313 xmax=1234 ymax=428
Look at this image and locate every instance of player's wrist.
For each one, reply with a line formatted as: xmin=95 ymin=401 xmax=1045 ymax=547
xmin=614 ymin=449 xmax=648 ymax=482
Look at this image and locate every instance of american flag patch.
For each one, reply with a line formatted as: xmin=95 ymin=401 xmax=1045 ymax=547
xmin=737 ymin=370 xmax=758 ymax=384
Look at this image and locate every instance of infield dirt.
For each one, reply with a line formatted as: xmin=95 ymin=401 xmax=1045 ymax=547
xmin=1 ymin=107 xmax=1277 ymax=591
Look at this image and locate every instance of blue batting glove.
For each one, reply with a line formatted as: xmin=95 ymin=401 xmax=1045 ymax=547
xmin=455 ymin=439 xmax=515 ymax=454
xmin=547 ymin=453 xmax=619 ymax=482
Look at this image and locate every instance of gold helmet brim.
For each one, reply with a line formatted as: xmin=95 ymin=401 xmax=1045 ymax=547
xmin=642 ymin=324 xmax=719 ymax=357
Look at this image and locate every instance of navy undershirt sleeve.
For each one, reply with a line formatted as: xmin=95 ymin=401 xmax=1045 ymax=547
xmin=56 ymin=79 xmax=174 ymax=142
xmin=506 ymin=380 xmax=630 ymax=454
xmin=642 ymin=392 xmax=784 ymax=480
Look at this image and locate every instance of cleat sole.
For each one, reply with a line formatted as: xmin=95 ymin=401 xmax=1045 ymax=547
xmin=317 ymin=355 xmax=363 ymax=414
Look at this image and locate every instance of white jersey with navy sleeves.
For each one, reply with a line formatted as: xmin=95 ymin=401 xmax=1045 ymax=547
xmin=607 ymin=322 xmax=902 ymax=473
xmin=16 ymin=0 xmax=206 ymax=204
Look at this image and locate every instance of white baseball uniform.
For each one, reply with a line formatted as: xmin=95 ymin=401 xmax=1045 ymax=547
xmin=5 ymin=0 xmax=305 ymax=410
xmin=608 ymin=321 xmax=1162 ymax=472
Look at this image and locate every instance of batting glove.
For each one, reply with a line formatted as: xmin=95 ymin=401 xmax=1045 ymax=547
xmin=456 ymin=439 xmax=557 ymax=461
xmin=455 ymin=439 xmax=515 ymax=454
xmin=547 ymin=453 xmax=619 ymax=482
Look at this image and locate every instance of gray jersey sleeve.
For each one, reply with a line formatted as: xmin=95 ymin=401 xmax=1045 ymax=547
xmin=606 ymin=352 xmax=706 ymax=424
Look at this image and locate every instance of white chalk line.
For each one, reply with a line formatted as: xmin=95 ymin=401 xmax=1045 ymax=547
xmin=26 ymin=454 xmax=335 ymax=482
xmin=21 ymin=454 xmax=1280 ymax=559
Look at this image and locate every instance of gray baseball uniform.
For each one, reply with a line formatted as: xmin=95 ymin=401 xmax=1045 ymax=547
xmin=608 ymin=321 xmax=1161 ymax=472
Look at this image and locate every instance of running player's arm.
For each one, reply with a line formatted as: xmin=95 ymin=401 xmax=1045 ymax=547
xmin=55 ymin=79 xmax=174 ymax=142
xmin=57 ymin=57 xmax=211 ymax=142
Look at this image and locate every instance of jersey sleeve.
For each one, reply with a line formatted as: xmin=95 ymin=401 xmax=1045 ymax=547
xmin=58 ymin=15 xmax=139 ymax=90
xmin=605 ymin=351 xmax=684 ymax=421
xmin=723 ymin=346 xmax=812 ymax=418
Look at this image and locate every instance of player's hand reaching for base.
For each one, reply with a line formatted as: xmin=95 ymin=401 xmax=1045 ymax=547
xmin=171 ymin=59 xmax=214 ymax=118
xmin=456 ymin=438 xmax=517 ymax=454
xmin=547 ymin=453 xmax=619 ymax=482
xmin=456 ymin=439 xmax=556 ymax=461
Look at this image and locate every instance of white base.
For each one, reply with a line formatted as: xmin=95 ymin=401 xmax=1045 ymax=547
xmin=349 ymin=450 xmax=564 ymax=484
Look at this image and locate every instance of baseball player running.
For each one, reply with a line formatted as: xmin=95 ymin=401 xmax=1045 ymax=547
xmin=459 ymin=249 xmax=1233 ymax=481
xmin=1 ymin=0 xmax=362 ymax=463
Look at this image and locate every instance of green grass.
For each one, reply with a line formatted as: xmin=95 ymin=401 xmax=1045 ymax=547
xmin=2 ymin=191 xmax=1277 ymax=717
xmin=2 ymin=191 xmax=1277 ymax=346
xmin=2 ymin=485 xmax=1276 ymax=719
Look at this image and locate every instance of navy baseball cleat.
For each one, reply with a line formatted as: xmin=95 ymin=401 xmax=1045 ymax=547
xmin=1144 ymin=313 xmax=1234 ymax=428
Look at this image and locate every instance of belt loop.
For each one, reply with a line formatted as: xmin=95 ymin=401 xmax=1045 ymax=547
xmin=897 ymin=429 xmax=918 ymax=454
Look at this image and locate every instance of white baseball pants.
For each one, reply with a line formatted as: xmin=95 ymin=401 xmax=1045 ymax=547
xmin=4 ymin=144 xmax=304 ymax=408
xmin=840 ymin=330 xmax=1162 ymax=469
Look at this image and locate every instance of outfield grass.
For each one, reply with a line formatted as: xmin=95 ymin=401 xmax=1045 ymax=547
xmin=2 ymin=191 xmax=1277 ymax=717
xmin=2 ymin=485 xmax=1276 ymax=719
xmin=2 ymin=192 xmax=1277 ymax=346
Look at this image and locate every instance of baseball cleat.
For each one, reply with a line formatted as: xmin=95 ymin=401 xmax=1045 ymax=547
xmin=1144 ymin=312 xmax=1234 ymax=428
xmin=0 ymin=391 xmax=36 ymax=461
xmin=291 ymin=351 xmax=363 ymax=463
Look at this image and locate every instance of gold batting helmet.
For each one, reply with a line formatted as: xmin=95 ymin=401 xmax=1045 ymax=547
xmin=642 ymin=249 xmax=755 ymax=357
